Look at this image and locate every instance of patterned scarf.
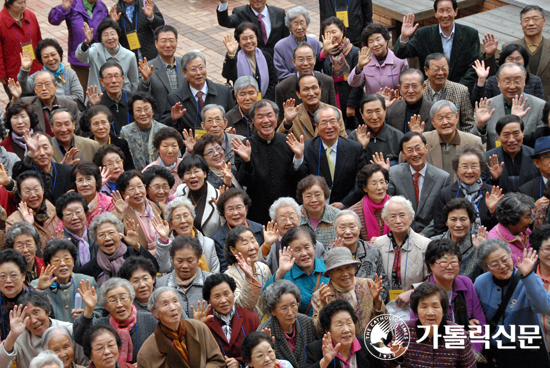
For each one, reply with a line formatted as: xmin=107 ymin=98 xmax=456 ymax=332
xmin=160 ymin=320 xmax=189 ymax=364
xmin=213 ymin=306 xmax=236 ymax=341
xmin=11 ymin=130 xmax=30 ymax=154
xmin=44 ymin=63 xmax=65 ymax=83
xmin=457 ymin=178 xmax=483 ymax=232
xmin=328 ymin=38 xmax=352 ymax=81
xmin=96 ymin=242 xmax=127 ymax=285
xmin=331 ymin=278 xmax=357 ymax=308
xmin=109 ymin=304 xmax=138 ymax=363
xmin=33 ymin=201 xmax=50 ymax=225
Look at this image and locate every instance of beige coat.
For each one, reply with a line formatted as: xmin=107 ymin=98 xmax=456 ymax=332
xmin=6 ymin=200 xmax=58 ymax=251
xmin=225 ymin=261 xmax=271 ymax=316
xmin=51 ymin=135 xmax=100 ymax=163
xmin=277 ymin=102 xmax=348 ymax=140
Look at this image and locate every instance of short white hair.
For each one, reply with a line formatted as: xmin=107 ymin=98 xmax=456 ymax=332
xmin=381 ymin=196 xmax=415 ymax=220
xmin=29 ymin=351 xmax=63 ymax=368
xmin=334 ymin=210 xmax=362 ymax=230
xmin=165 ymin=197 xmax=195 ymax=222
xmin=269 ymin=197 xmax=301 ymax=221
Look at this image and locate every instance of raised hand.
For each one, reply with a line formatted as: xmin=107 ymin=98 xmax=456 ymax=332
xmin=23 ymin=129 xmax=38 ymax=156
xmin=370 ymin=152 xmax=390 ymax=172
xmin=100 ymin=166 xmax=113 ymax=187
xmin=86 ymin=85 xmax=103 ymax=106
xmin=171 ymin=102 xmax=186 ymax=121
xmin=263 ymin=221 xmax=279 ymax=247
xmin=78 ymin=279 xmax=98 ymax=314
xmin=286 ymin=133 xmax=304 ymax=159
xmin=486 ymin=154 xmax=504 ymax=180
xmin=191 ymin=300 xmax=214 ymax=323
xmin=472 ymin=226 xmax=487 ymax=248
xmin=182 ymin=129 xmax=197 ymax=153
xmin=511 ymin=94 xmax=531 ymax=118
xmin=319 ymin=282 xmax=334 ymax=307
xmin=376 ymin=87 xmax=400 ymax=108
xmin=7 ymin=78 xmax=22 ymax=100
xmin=389 ymin=341 xmax=408 ymax=358
xmin=82 ymin=22 xmax=94 ymax=45
xmin=20 ymin=49 xmax=33 ymax=70
xmin=9 ymin=305 xmax=29 ymax=338
xmin=122 ymin=219 xmax=140 ymax=251
xmin=332 ymin=237 xmax=345 ymax=248
xmin=475 ymin=98 xmax=495 ymax=128
xmin=400 ymin=13 xmax=419 ymax=40
xmin=234 ymin=252 xmax=254 ymax=280
xmin=220 ymin=161 xmax=233 ymax=187
xmin=482 ymin=33 xmax=499 ymax=57
xmin=35 ymin=264 xmax=58 ymax=290
xmin=112 ymin=190 xmax=129 ymax=213
xmin=283 ymin=98 xmax=300 ymax=124
xmin=55 ymin=229 xmax=65 ymax=240
xmin=407 ymin=114 xmax=425 ymax=134
xmin=355 ymin=124 xmax=371 ymax=149
xmin=18 ymin=202 xmax=34 ymax=224
xmin=472 ymin=60 xmax=490 ymax=85
xmin=142 ymin=0 xmax=154 ymax=19
xmin=259 ymin=328 xmax=276 ymax=343
xmin=278 ymin=246 xmax=295 ymax=273
xmin=321 ymin=33 xmax=338 ymax=55
xmin=517 ymin=247 xmax=538 ymax=276
xmin=231 ymin=138 xmax=252 ymax=162
xmin=109 ymin=5 xmax=121 ymax=21
xmin=535 ymin=196 xmax=550 ymax=210
xmin=225 ymin=127 xmax=237 ymax=134
xmin=61 ymin=0 xmax=72 ymax=10
xmin=320 ymin=332 xmax=341 ymax=368
xmin=357 ymin=46 xmax=372 ymax=69
xmin=152 ymin=214 xmax=170 ymax=242
xmin=366 ymin=273 xmax=383 ymax=308
xmin=485 ymin=186 xmax=504 ymax=214
xmin=139 ymin=57 xmax=154 ymax=82
xmin=61 ymin=147 xmax=81 ymax=166
xmin=0 ymin=163 xmax=10 ymax=186
xmin=223 ymin=34 xmax=239 ymax=56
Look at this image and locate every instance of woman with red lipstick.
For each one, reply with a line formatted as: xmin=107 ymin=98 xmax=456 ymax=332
xmin=81 ymin=324 xmax=134 ymax=368
xmin=5 ymin=222 xmax=44 ymax=285
xmin=72 ymin=162 xmax=115 ymax=226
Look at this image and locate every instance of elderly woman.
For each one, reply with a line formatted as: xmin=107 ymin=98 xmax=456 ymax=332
xmin=74 ymin=277 xmax=157 ymax=364
xmin=333 ymin=210 xmax=389 ymax=302
xmin=306 ymin=299 xmax=383 ymax=368
xmin=372 ymin=196 xmax=430 ymax=303
xmin=137 ymin=287 xmax=226 ymax=368
xmin=93 ymin=145 xmax=129 ymax=196
xmin=193 ymin=134 xmax=237 ymax=190
xmin=18 ymin=38 xmax=84 ymax=104
xmin=142 ymin=127 xmax=185 ymax=194
xmin=6 ymin=171 xmax=59 ymax=251
xmin=143 ymin=166 xmax=175 ymax=205
xmin=257 ymin=280 xmax=318 ymax=368
xmin=311 ymin=247 xmax=386 ymax=334
xmin=72 ymin=162 xmax=115 ymax=225
xmin=79 ymin=212 xmax=158 ymax=285
xmin=30 ymin=351 xmax=65 ymax=368
xmin=5 ymin=222 xmax=44 ymax=285
xmin=222 ymin=22 xmax=277 ymax=101
xmin=350 ymin=164 xmax=390 ymax=243
xmin=76 ymin=18 xmax=138 ymax=93
xmin=41 ymin=325 xmax=87 ymax=368
xmin=111 ymin=170 xmax=165 ymax=256
xmin=297 ymin=175 xmax=340 ymax=249
xmin=155 ymin=236 xmax=212 ymax=319
xmin=153 ymin=197 xmax=220 ymax=274
xmin=273 ymin=6 xmax=322 ymax=81
xmin=348 ymin=23 xmax=408 ymax=95
xmin=198 ymin=273 xmax=260 ymax=367
xmin=0 ymin=290 xmax=89 ymax=368
xmin=386 ymin=283 xmax=477 ymax=368
xmin=241 ymin=332 xmax=293 ymax=368
xmin=212 ymin=188 xmax=263 ymax=271
xmin=117 ymin=256 xmax=157 ymax=312
xmin=488 ymin=193 xmax=535 ymax=267
xmin=224 ymin=225 xmax=272 ymax=315
xmin=319 ymin=17 xmax=362 ymax=130
xmin=81 ymin=323 xmax=134 ymax=368
xmin=174 ymin=155 xmax=222 ymax=238
xmin=225 ymin=76 xmax=259 ymax=137
xmin=31 ymin=239 xmax=101 ymax=322
xmin=0 ymin=100 xmax=40 ymax=159
xmin=433 ymin=145 xmax=502 ymax=236
xmin=474 ymin=239 xmax=550 ymax=366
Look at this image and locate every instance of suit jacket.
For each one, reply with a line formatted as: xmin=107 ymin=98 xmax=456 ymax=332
xmin=162 ymin=79 xmax=234 ymax=133
xmin=349 ymin=123 xmax=404 ymax=165
xmin=393 ymin=23 xmax=481 ymax=91
xmin=217 ymin=4 xmax=289 ymax=55
xmin=484 ymin=145 xmax=540 ymax=193
xmin=519 ymin=175 xmax=546 ymax=201
xmin=20 ymin=96 xmax=80 ymax=135
xmin=306 ymin=338 xmax=383 ymax=368
xmin=277 ymin=102 xmax=347 ymax=140
xmin=423 ymin=130 xmax=483 ymax=182
xmin=80 ymin=90 xmax=134 ymax=135
xmin=385 ymin=98 xmax=434 ymax=133
xmin=51 ymin=135 xmax=100 ymax=163
xmin=275 ymin=72 xmax=336 ymax=121
xmin=138 ymin=56 xmax=186 ymax=119
xmin=225 ymin=105 xmax=256 ymax=138
xmin=387 ymin=162 xmax=451 ymax=236
xmin=470 ymin=93 xmax=546 ymax=151
xmin=295 ymin=136 xmax=366 ymax=207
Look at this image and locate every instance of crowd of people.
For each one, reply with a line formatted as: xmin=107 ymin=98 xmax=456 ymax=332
xmin=0 ymin=0 xmax=549 ymax=366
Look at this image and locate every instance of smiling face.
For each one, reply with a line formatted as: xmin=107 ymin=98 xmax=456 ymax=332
xmin=201 ymin=108 xmax=228 ymax=138
xmin=239 ymin=28 xmax=258 ymax=55
xmin=231 ymin=230 xmax=259 ymax=264
xmin=248 ymin=0 xmax=266 ymax=13
xmin=497 ymin=65 xmax=526 ymax=102
xmin=20 ymin=177 xmax=44 ymax=210
xmin=271 ymin=293 xmax=298 ymax=330
xmin=100 ymin=27 xmax=119 ymax=50
xmin=324 ymin=24 xmax=344 ymax=46
xmin=425 ymin=57 xmax=449 ymax=90
xmin=507 ymin=209 xmax=533 ymax=235
xmin=102 ymin=152 xmax=124 ymax=182
xmin=75 ymin=172 xmax=97 ymax=200
xmin=129 ymin=268 xmax=155 ymax=304
xmin=275 ymin=205 xmax=300 ymax=236
xmin=50 ymin=249 xmax=74 ymax=284
xmin=302 ymin=184 xmax=326 ymax=218
xmin=363 ymin=170 xmax=387 ymax=204
xmin=100 ymin=66 xmax=124 ymax=97
xmin=328 ymin=311 xmax=356 ymax=348
xmin=297 ymin=75 xmax=321 ymax=109
xmin=287 ymin=233 xmax=315 ymax=272
xmin=316 ymin=108 xmax=340 ymax=146
xmin=398 ymin=72 xmax=424 ymax=105
xmin=105 ymin=286 xmax=133 ymax=321
xmin=13 ymin=234 xmax=36 ymax=268
xmin=290 ymin=15 xmax=308 ymax=40
xmin=330 ymin=264 xmax=356 ymax=289
xmin=10 ymin=108 xmax=31 ymax=136
xmin=90 ymin=331 xmax=119 ymax=368
xmin=61 ymin=201 xmax=87 ymax=235
xmin=95 ymin=222 xmax=121 ymax=256
xmin=158 ymin=137 xmax=179 ymax=166
xmin=40 ymin=46 xmax=62 ymax=72
xmin=292 ymin=46 xmax=316 ymax=75
xmin=367 ymin=33 xmax=388 ymax=57
xmin=446 ymin=208 xmax=471 ymax=241
xmin=25 ymin=303 xmax=50 ymax=337
xmin=504 ymin=50 xmax=524 ymax=65
xmin=361 ymin=99 xmax=386 ymax=132
xmin=169 ymin=205 xmax=194 ymax=236
xmin=224 ymin=195 xmax=248 ymax=227
xmin=252 ymin=105 xmax=278 ymax=141
xmin=34 ymin=135 xmax=54 ymax=170
xmin=209 ymin=281 xmax=235 ymax=315
xmin=456 ymin=153 xmax=481 ymax=185
xmin=155 ymin=30 xmax=177 ymax=59
xmin=131 ymin=99 xmax=153 ymax=129
xmin=520 ymin=9 xmax=546 ymax=38
xmin=52 ymin=111 xmax=76 ymax=147
xmin=248 ymin=340 xmax=277 ymax=368
xmin=538 ymin=238 xmax=550 ymax=270
xmin=183 ymin=166 xmax=207 ymax=191
xmin=203 ymin=142 xmax=225 ymax=169
xmin=335 ymin=214 xmax=361 ymax=248
xmin=173 ymin=246 xmax=199 ymax=281
xmin=429 ymin=253 xmax=460 ymax=284
xmin=123 ymin=176 xmax=147 ymax=209
xmin=498 ymin=122 xmax=523 ymax=157
xmin=147 ymin=176 xmax=171 ymax=204
xmin=0 ymin=262 xmax=24 ymax=298
xmin=434 ymin=0 xmax=458 ymax=31
xmin=235 ymin=85 xmax=259 ymax=114
xmin=416 ymin=294 xmax=444 ymax=332
xmin=33 ymin=73 xmax=57 ymax=103
xmin=152 ymin=291 xmax=181 ymax=330
xmin=384 ymin=201 xmax=413 ymax=235
xmin=401 ymin=135 xmax=428 ymax=172
xmin=432 ymin=105 xmax=458 ymax=139
xmin=485 ymin=248 xmax=513 ymax=280
xmin=183 ymin=56 xmax=207 ymax=90
xmin=47 ymin=333 xmax=75 ymax=368
xmin=90 ymin=112 xmax=111 ymax=141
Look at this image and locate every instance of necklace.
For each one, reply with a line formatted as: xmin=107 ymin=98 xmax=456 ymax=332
xmin=190 ymin=193 xmax=205 ymax=207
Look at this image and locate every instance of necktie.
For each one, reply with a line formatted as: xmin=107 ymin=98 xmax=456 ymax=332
xmin=326 ymin=147 xmax=335 ymax=180
xmin=413 ymin=172 xmax=421 ymax=205
xmin=196 ymin=91 xmax=205 ymax=112
xmin=258 ymin=14 xmax=268 ymax=45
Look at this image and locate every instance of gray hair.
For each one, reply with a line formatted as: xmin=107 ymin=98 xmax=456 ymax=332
xmin=399 ymin=68 xmax=424 ymax=85
xmin=334 ymin=210 xmax=362 ymax=230
xmin=201 ymin=104 xmax=226 ymax=122
xmin=50 ymin=108 xmax=76 ymax=124
xmin=249 ymin=100 xmax=279 ymax=120
xmin=98 ymin=277 xmax=135 ymax=307
xmin=165 ymin=197 xmax=195 ymax=222
xmin=381 ymin=196 xmax=415 ymax=220
xmin=313 ymin=105 xmax=341 ymax=125
xmin=496 ymin=62 xmax=527 ymax=78
xmin=430 ymin=100 xmax=458 ymax=118
xmin=89 ymin=212 xmax=124 ymax=241
xmin=181 ymin=51 xmax=206 ymax=70
xmin=285 ymin=6 xmax=311 ymax=28
xmin=262 ymin=280 xmax=302 ymax=313
xmin=5 ymin=222 xmax=40 ymax=249
xmin=477 ymin=238 xmax=511 ymax=269
xmin=29 ymin=351 xmax=63 ymax=368
xmin=234 ymin=76 xmax=259 ymax=95
xmin=269 ymin=197 xmax=301 ymax=221
xmin=148 ymin=286 xmax=178 ymax=312
xmin=33 ymin=71 xmax=56 ymax=85
xmin=41 ymin=326 xmax=74 ymax=350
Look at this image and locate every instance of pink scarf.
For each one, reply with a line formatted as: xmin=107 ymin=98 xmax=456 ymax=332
xmin=362 ymin=194 xmax=390 ymax=239
xmin=134 ymin=202 xmax=158 ymax=250
xmin=96 ymin=242 xmax=127 ymax=286
xmin=109 ymin=304 xmax=137 ymax=363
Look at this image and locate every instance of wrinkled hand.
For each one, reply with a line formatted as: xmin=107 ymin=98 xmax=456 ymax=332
xmin=472 ymin=226 xmax=487 ymax=248
xmin=109 ymin=5 xmax=121 ymax=21
xmin=278 ymin=246 xmax=295 ymax=273
xmin=535 ymin=196 xmax=550 ymax=209
xmin=322 ymin=33 xmax=338 ymax=54
xmin=78 ymin=279 xmax=97 ymax=310
xmin=357 ymin=46 xmax=372 ymax=69
xmin=82 ymin=22 xmax=94 ymax=44
xmin=473 ymin=59 xmax=490 ymax=86
xmin=122 ymin=219 xmax=140 ymax=251
xmin=376 ymin=87 xmax=400 ymax=108
xmin=407 ymin=114 xmax=425 ymax=134
xmin=225 ymin=127 xmax=237 ymax=134
xmin=231 ymin=138 xmax=252 ymax=162
xmin=320 ymin=332 xmax=341 ymax=367
xmin=485 ymin=186 xmax=503 ymax=214
xmin=18 ymin=201 xmax=34 ymax=224
xmin=0 ymin=163 xmax=10 ymax=186
xmin=319 ymin=282 xmax=334 ymax=307
xmin=61 ymin=147 xmax=81 ymax=166
xmin=355 ymin=124 xmax=370 ymax=149
xmin=224 ymin=356 xmax=239 ymax=368
xmin=487 ymin=154 xmax=504 ymax=180
xmin=171 ymin=102 xmax=187 ymax=121
xmin=142 ymin=0 xmax=154 ymax=19
xmin=283 ymin=98 xmax=299 ymax=124
xmin=20 ymin=49 xmax=33 ymax=70
xmin=370 ymin=152 xmax=390 ymax=172
xmin=367 ymin=273 xmax=384 ymax=307
xmin=511 ymin=94 xmax=531 ymax=118
xmin=235 ymin=252 xmax=255 ymax=280
xmin=482 ymin=33 xmax=498 ymax=57
xmin=7 ymin=78 xmax=22 ymax=100
xmin=100 ymin=166 xmax=113 ymax=187
xmin=220 ymin=161 xmax=233 ymax=187
xmin=389 ymin=341 xmax=408 ymax=358
xmin=332 ymin=237 xmax=345 ymax=248
xmin=223 ymin=34 xmax=239 ymax=56
xmin=400 ymin=13 xmax=419 ymax=39
xmin=152 ymin=214 xmax=170 ymax=242
xmin=517 ymin=247 xmax=538 ymax=276
xmin=35 ymin=264 xmax=58 ymax=290
xmin=346 ymin=107 xmax=355 ymax=117
xmin=9 ymin=305 xmax=29 ymax=338
xmin=139 ymin=57 xmax=154 ymax=81
xmin=112 ymin=190 xmax=129 ymax=213
xmin=86 ymin=85 xmax=103 ymax=106
xmin=475 ymin=98 xmax=495 ymax=128
xmin=182 ymin=129 xmax=197 ymax=153
xmin=286 ymin=133 xmax=304 ymax=159
xmin=262 ymin=221 xmax=279 ymax=247
xmin=23 ymin=129 xmax=38 ymax=156
xmin=395 ymin=289 xmax=414 ymax=307
xmin=191 ymin=300 xmax=214 ymax=323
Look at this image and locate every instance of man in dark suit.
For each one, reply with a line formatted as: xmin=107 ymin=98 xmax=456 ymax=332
xmin=216 ymin=0 xmax=289 ymax=55
xmin=289 ymin=105 xmax=365 ymax=208
xmin=386 ymin=132 xmax=451 ymax=237
xmin=393 ymin=0 xmax=480 ymax=91
xmin=162 ymin=51 xmax=234 ymax=134
xmin=138 ymin=25 xmax=186 ymax=120
xmin=275 ymin=43 xmax=336 ymax=122
xmin=520 ymin=137 xmax=550 ymax=205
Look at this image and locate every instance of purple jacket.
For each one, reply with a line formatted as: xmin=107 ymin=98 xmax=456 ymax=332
xmin=273 ymin=34 xmax=321 ymax=81
xmin=48 ymin=0 xmax=108 ymax=66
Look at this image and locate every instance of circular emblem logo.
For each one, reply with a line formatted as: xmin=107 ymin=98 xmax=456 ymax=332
xmin=364 ymin=314 xmax=410 ymax=360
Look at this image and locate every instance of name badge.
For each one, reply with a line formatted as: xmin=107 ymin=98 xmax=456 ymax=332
xmin=336 ymin=10 xmax=349 ymax=27
xmin=21 ymin=42 xmax=35 ymax=60
xmin=389 ymin=289 xmax=405 ymax=302
xmin=126 ymin=32 xmax=141 ymax=50
xmin=195 ymin=129 xmax=207 ymax=138
xmin=257 ymin=92 xmax=262 ymax=100
xmin=495 ymin=140 xmax=501 ymax=147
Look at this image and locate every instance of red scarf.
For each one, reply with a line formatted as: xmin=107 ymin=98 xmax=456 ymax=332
xmin=109 ymin=304 xmax=137 ymax=363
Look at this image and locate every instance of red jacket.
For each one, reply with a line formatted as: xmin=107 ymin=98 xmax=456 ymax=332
xmin=0 ymin=7 xmax=42 ymax=80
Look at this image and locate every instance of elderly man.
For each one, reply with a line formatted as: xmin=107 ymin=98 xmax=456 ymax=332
xmin=278 ymin=74 xmax=346 ymax=140
xmin=505 ymin=6 xmax=549 ymax=100
xmin=484 ymin=115 xmax=539 ymax=194
xmin=199 ymin=104 xmax=244 ymax=165
xmin=289 ymin=106 xmax=365 ymax=208
xmin=17 ymin=71 xmax=80 ymax=136
xmin=520 ymin=137 xmax=550 ymax=208
xmin=394 ymin=0 xmax=480 ymax=91
xmin=138 ymin=25 xmax=186 ymax=119
xmin=386 ymin=69 xmax=434 ymax=134
xmin=471 ymin=63 xmax=546 ymax=151
xmin=422 ymin=100 xmax=483 ymax=180
xmin=232 ymin=100 xmax=297 ymax=224
xmin=51 ymin=109 xmax=99 ymax=164
xmin=275 ymin=43 xmax=336 ymax=121
xmin=422 ymin=53 xmax=475 ymax=132
xmin=225 ymin=76 xmax=258 ymax=138
xmin=386 ymin=132 xmax=451 ymax=236
xmin=217 ymin=0 xmax=288 ymax=55
xmin=163 ymin=51 xmax=234 ymax=134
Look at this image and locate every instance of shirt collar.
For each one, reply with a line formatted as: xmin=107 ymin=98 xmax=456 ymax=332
xmin=290 ymin=257 xmax=326 ymax=278
xmin=322 ymin=139 xmax=338 ymax=153
xmin=439 ymin=23 xmax=455 ymax=39
xmin=336 ymin=338 xmax=362 ymax=363
xmin=251 ymin=5 xmax=269 ymax=18
xmin=190 ymin=83 xmax=208 ymax=98
xmin=409 ymin=163 xmax=427 ymax=177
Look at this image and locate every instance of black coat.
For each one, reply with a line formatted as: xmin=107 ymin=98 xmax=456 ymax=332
xmin=89 ymin=133 xmax=136 ymax=171
xmin=306 ymin=338 xmax=383 ymax=368
xmin=483 ymin=145 xmax=540 ymax=193
xmin=80 ymin=90 xmax=134 ymax=136
xmin=519 ymin=175 xmax=546 ymax=201
xmin=318 ymin=0 xmax=373 ymax=47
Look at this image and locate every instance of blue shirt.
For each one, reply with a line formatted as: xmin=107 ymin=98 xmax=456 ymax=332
xmin=439 ymin=23 xmax=455 ymax=60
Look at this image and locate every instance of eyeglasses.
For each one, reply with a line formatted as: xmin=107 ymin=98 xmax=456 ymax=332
xmin=291 ymin=20 xmax=307 ymax=28
xmin=0 ymin=273 xmax=21 ymax=283
xmin=276 ymin=303 xmax=298 ymax=313
xmin=14 ymin=243 xmax=35 ymax=251
xmin=76 ymin=176 xmax=95 ymax=185
xmin=21 ymin=186 xmax=43 ymax=196
xmin=434 ymin=114 xmax=455 ymax=123
xmin=150 ymin=184 xmax=170 ymax=191
xmin=131 ymin=274 xmax=152 ymax=285
xmin=96 ymin=230 xmax=118 ymax=240
xmin=500 ymin=79 xmax=524 ymax=87
xmin=458 ymin=164 xmax=480 ymax=171
xmin=102 ymin=31 xmax=118 ymax=38
xmin=317 ymin=119 xmax=339 ymax=128
xmin=205 ymin=118 xmax=224 ymax=125
xmin=252 ymin=348 xmax=274 ymax=361
xmin=92 ymin=341 xmax=118 ymax=354
xmin=428 ymin=67 xmax=449 ymax=73
xmin=539 ymin=246 xmax=550 ymax=254
xmin=368 ymin=180 xmax=388 ymax=187
xmin=295 ymin=56 xmax=314 ymax=63
xmin=435 ymin=260 xmax=460 ymax=268
xmin=91 ymin=120 xmax=109 ymax=128
xmin=106 ymin=294 xmax=130 ymax=305
xmin=303 ymin=192 xmax=324 ymax=201
xmin=486 ymin=254 xmax=511 ymax=270
xmin=538 ymin=154 xmax=550 ymax=161
xmin=51 ymin=256 xmax=74 ymax=266
xmin=187 ymin=66 xmax=205 ymax=74
xmin=125 ymin=184 xmax=145 ymax=194
xmin=240 ymin=35 xmax=256 ymax=42
xmin=62 ymin=209 xmax=85 ymax=219
xmin=171 ymin=212 xmax=192 ymax=221
xmin=102 ymin=74 xmax=122 ymax=81
xmin=277 ymin=213 xmax=298 ymax=224
xmin=521 ymin=16 xmax=543 ymax=24
xmin=133 ymin=107 xmax=152 ymax=115
xmin=104 ymin=159 xmax=123 ymax=168
xmin=35 ymin=82 xmax=54 ymax=89
xmin=204 ymin=145 xmax=223 ymax=157
xmin=225 ymin=204 xmax=245 ymax=214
